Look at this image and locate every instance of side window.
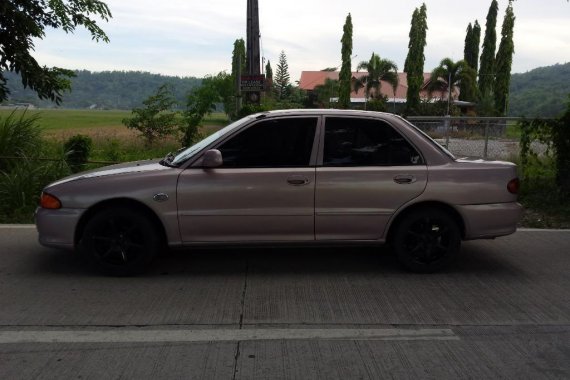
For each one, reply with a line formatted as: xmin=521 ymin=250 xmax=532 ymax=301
xmin=217 ymin=118 xmax=317 ymax=168
xmin=323 ymin=118 xmax=423 ymax=166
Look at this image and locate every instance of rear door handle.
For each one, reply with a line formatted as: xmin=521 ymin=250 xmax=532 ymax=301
xmin=287 ymin=175 xmax=310 ymax=186
xmin=393 ymin=175 xmax=416 ymax=184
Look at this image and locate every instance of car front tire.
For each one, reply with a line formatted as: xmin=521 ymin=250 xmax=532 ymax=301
xmin=392 ymin=207 xmax=461 ymax=273
xmin=79 ymin=207 xmax=161 ymax=276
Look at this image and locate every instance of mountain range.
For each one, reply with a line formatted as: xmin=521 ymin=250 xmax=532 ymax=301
xmin=2 ymin=63 xmax=569 ymax=117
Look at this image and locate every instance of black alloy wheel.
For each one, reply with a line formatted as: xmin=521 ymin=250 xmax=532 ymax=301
xmin=80 ymin=207 xmax=161 ymax=276
xmin=392 ymin=208 xmax=461 ymax=273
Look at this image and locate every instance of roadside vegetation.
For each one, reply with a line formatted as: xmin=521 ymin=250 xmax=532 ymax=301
xmin=1 ymin=106 xmax=569 ymax=228
xmin=0 ymin=109 xmax=227 ymax=223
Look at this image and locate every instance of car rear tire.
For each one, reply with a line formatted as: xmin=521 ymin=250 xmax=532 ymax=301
xmin=79 ymin=207 xmax=161 ymax=276
xmin=392 ymin=207 xmax=461 ymax=273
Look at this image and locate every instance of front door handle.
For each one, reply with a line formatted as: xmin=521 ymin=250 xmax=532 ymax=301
xmin=393 ymin=175 xmax=416 ymax=184
xmin=287 ymin=175 xmax=310 ymax=186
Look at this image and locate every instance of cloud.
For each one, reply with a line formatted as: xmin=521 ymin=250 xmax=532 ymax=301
xmin=32 ymin=0 xmax=570 ymax=80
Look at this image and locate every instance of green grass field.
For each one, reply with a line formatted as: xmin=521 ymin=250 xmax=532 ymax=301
xmin=0 ymin=108 xmax=229 ymax=131
xmin=0 ymin=109 xmax=128 ymax=130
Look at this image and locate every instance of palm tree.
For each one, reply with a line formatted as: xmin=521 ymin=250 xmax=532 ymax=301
xmin=313 ymin=78 xmax=340 ymax=108
xmin=428 ymin=58 xmax=477 ymax=114
xmin=354 ymin=53 xmax=399 ymax=108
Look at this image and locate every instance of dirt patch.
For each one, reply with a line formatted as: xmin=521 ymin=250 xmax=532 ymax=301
xmin=518 ymin=207 xmax=570 ymax=229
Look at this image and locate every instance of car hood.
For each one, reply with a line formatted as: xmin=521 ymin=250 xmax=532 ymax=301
xmin=47 ymin=159 xmax=169 ymax=188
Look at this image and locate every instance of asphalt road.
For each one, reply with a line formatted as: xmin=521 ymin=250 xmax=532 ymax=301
xmin=0 ymin=226 xmax=569 ymax=379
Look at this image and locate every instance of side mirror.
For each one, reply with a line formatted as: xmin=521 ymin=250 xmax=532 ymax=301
xmin=202 ymin=149 xmax=223 ymax=168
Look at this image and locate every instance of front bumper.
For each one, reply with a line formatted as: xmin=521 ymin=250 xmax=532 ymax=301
xmin=35 ymin=207 xmax=85 ymax=250
xmin=457 ymin=202 xmax=523 ymax=240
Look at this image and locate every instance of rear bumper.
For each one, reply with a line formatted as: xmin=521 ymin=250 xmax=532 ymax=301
xmin=35 ymin=207 xmax=84 ymax=250
xmin=457 ymin=202 xmax=523 ymax=240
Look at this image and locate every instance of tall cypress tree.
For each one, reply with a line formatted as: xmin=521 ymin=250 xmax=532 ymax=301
xmin=471 ymin=21 xmax=481 ymax=72
xmin=461 ymin=20 xmax=481 ymax=101
xmin=403 ymin=8 xmax=419 ymax=74
xmin=404 ymin=3 xmax=428 ymax=114
xmin=265 ymin=60 xmax=273 ymax=81
xmin=494 ymin=1 xmax=516 ymax=115
xmin=229 ymin=39 xmax=246 ymax=119
xmin=478 ymin=0 xmax=499 ymax=99
xmin=464 ymin=23 xmax=474 ymax=65
xmin=265 ymin=60 xmax=273 ymax=95
xmin=338 ymin=13 xmax=353 ymax=109
xmin=464 ymin=20 xmax=481 ymax=71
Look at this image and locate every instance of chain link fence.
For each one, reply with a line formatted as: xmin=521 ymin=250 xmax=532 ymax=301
xmin=406 ymin=116 xmax=548 ymax=160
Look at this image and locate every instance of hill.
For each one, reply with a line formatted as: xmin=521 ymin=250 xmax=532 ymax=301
xmin=2 ymin=70 xmax=201 ymax=110
xmin=508 ymin=63 xmax=570 ymax=117
xmin=3 ymin=64 xmax=569 ymax=117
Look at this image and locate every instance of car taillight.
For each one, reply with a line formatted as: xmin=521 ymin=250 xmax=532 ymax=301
xmin=507 ymin=178 xmax=520 ymax=194
xmin=40 ymin=192 xmax=62 ymax=209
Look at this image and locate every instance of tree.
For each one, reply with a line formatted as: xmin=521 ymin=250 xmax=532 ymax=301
xmin=231 ymin=39 xmax=246 ymax=80
xmin=181 ymin=72 xmax=232 ymax=146
xmin=265 ymin=60 xmax=273 ymax=95
xmin=354 ymin=53 xmax=398 ymax=105
xmin=478 ymin=0 xmax=499 ymax=99
xmin=313 ymin=78 xmax=339 ymax=108
xmin=494 ymin=1 xmax=516 ymax=116
xmin=553 ymin=95 xmax=570 ymax=194
xmin=122 ymin=85 xmax=178 ymax=147
xmin=464 ymin=20 xmax=481 ymax=72
xmin=428 ymin=58 xmax=477 ymax=114
xmin=274 ymin=51 xmax=291 ymax=100
xmin=404 ymin=3 xmax=428 ymax=114
xmin=0 ymin=0 xmax=112 ymax=104
xmin=462 ymin=20 xmax=481 ymax=102
xmin=229 ymin=38 xmax=246 ymax=119
xmin=338 ymin=13 xmax=353 ymax=109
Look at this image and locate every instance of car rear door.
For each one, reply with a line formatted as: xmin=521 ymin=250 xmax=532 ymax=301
xmin=177 ymin=116 xmax=320 ymax=242
xmin=315 ymin=116 xmax=428 ymax=240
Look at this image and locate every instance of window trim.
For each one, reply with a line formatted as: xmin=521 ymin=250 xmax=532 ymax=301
xmin=316 ymin=115 xmax=426 ymax=167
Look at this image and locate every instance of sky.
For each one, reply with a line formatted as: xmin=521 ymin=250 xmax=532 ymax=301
xmin=33 ymin=0 xmax=570 ymax=81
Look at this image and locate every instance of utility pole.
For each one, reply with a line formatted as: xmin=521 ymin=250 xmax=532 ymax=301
xmin=244 ymin=0 xmax=263 ymax=104
xmin=246 ymin=0 xmax=261 ymax=76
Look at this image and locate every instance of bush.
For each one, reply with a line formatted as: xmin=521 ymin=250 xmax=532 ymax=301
xmin=552 ymin=96 xmax=570 ymax=195
xmin=0 ymin=110 xmax=42 ymax=170
xmin=366 ymin=98 xmax=387 ymax=112
xmin=238 ymin=104 xmax=268 ymax=118
xmin=64 ymin=134 xmax=93 ymax=173
xmin=0 ymin=156 xmax=70 ymax=223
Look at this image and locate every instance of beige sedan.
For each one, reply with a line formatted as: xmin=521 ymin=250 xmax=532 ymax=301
xmin=36 ymin=110 xmax=522 ymax=275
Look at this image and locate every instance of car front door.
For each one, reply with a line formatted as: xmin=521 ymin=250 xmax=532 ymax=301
xmin=177 ymin=116 xmax=319 ymax=242
xmin=315 ymin=116 xmax=428 ymax=240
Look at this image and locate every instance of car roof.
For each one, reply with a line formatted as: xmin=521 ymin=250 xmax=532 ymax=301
xmin=253 ymin=109 xmax=394 ymax=118
xmin=251 ymin=109 xmax=409 ymax=128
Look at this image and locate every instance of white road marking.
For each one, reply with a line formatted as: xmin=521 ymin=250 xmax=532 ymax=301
xmin=0 ymin=328 xmax=458 ymax=344
xmin=0 ymin=225 xmax=569 ymax=232
xmin=1 ymin=225 xmax=569 ymax=232
xmin=517 ymin=228 xmax=570 ymax=232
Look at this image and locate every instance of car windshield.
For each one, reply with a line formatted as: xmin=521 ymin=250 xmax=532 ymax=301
xmin=170 ymin=115 xmax=255 ymax=166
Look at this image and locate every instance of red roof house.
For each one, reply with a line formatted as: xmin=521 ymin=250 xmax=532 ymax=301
xmin=299 ymin=71 xmax=453 ymax=104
